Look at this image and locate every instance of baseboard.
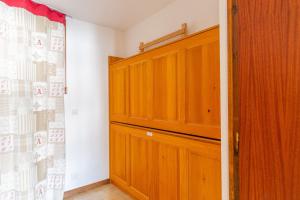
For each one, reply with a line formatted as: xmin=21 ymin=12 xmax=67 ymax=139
xmin=63 ymin=179 xmax=110 ymax=199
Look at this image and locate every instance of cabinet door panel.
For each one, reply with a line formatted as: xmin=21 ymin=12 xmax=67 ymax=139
xmin=110 ymin=66 xmax=128 ymax=118
xmin=110 ymin=123 xmax=221 ymax=200
xmin=109 ymin=27 xmax=220 ymax=139
xmin=151 ymin=129 xmax=221 ymax=200
xmin=129 ymin=130 xmax=151 ymax=200
xmin=152 ymin=142 xmax=180 ymax=200
xmin=186 ymin=147 xmax=221 ymax=200
xmin=185 ymin=40 xmax=220 ymax=127
xmin=129 ymin=61 xmax=152 ymax=119
xmin=153 ymin=52 xmax=179 ymax=121
xmin=110 ymin=125 xmax=129 ymax=185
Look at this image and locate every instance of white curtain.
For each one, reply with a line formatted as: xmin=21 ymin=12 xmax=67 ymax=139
xmin=0 ymin=1 xmax=66 ymax=199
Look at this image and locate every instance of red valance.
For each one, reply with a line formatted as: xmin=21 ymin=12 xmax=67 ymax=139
xmin=0 ymin=0 xmax=66 ymax=25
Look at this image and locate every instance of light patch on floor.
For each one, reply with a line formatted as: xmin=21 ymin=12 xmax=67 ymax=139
xmin=64 ymin=184 xmax=133 ymax=200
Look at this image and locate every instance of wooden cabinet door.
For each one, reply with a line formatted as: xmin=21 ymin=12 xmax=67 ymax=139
xmin=110 ymin=123 xmax=221 ymax=200
xmin=128 ymin=128 xmax=152 ymax=200
xmin=183 ymin=29 xmax=220 ymax=139
xmin=152 ymin=51 xmax=182 ymax=123
xmin=109 ymin=27 xmax=220 ymax=140
xmin=110 ymin=124 xmax=129 ymax=186
xmin=110 ymin=65 xmax=128 ymax=121
xmin=150 ymin=130 xmax=221 ymax=200
xmin=183 ymin=141 xmax=221 ymax=200
xmin=129 ymin=60 xmax=152 ymax=120
xmin=151 ymin=138 xmax=181 ymax=200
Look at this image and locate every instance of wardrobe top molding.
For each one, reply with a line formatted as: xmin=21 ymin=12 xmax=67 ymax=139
xmin=109 ymin=25 xmax=219 ymax=66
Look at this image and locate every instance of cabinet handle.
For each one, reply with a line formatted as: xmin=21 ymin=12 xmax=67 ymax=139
xmin=146 ymin=131 xmax=153 ymax=137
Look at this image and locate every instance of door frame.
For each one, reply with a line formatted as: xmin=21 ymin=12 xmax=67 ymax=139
xmin=227 ymin=0 xmax=239 ymax=199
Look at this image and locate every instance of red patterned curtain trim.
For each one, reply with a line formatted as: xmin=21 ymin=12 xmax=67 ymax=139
xmin=0 ymin=0 xmax=66 ymax=25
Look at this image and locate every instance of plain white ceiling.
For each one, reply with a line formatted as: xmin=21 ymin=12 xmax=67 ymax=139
xmin=34 ymin=0 xmax=175 ymax=30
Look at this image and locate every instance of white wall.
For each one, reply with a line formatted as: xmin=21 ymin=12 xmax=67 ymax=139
xmin=219 ymin=0 xmax=229 ymax=199
xmin=123 ymin=0 xmax=219 ymax=56
xmin=64 ymin=17 xmax=124 ymax=191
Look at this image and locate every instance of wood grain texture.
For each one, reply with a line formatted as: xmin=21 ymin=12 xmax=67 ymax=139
xmin=110 ymin=65 xmax=128 ymax=117
xmin=227 ymin=0 xmax=235 ymax=197
xmin=186 ymin=40 xmax=220 ymax=127
xmin=153 ymin=52 xmax=179 ymax=121
xmin=129 ymin=130 xmax=151 ymax=200
xmin=187 ymin=149 xmax=221 ymax=200
xmin=110 ymin=123 xmax=221 ymax=200
xmin=110 ymin=125 xmax=130 ymax=186
xmin=237 ymin=0 xmax=300 ymax=199
xmin=129 ymin=60 xmax=152 ymax=119
xmin=139 ymin=23 xmax=187 ymax=52
xmin=151 ymin=140 xmax=180 ymax=200
xmin=228 ymin=0 xmax=239 ymax=199
xmin=109 ymin=27 xmax=221 ymax=139
xmin=108 ymin=56 xmax=124 ymax=65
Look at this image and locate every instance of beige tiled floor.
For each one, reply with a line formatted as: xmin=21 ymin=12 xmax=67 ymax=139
xmin=64 ymin=184 xmax=133 ymax=200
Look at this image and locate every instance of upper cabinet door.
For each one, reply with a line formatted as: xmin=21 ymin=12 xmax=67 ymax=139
xmin=152 ymin=51 xmax=181 ymax=122
xmin=109 ymin=27 xmax=220 ymax=139
xmin=129 ymin=60 xmax=152 ymax=120
xmin=183 ymin=30 xmax=220 ymax=138
xmin=110 ymin=65 xmax=128 ymax=121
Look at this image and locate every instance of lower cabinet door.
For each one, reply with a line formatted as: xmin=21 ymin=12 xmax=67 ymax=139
xmin=110 ymin=124 xmax=129 ymax=186
xmin=184 ymin=141 xmax=221 ymax=200
xmin=151 ymin=141 xmax=181 ymax=200
xmin=110 ymin=123 xmax=221 ymax=200
xmin=128 ymin=128 xmax=152 ymax=200
xmin=150 ymin=131 xmax=221 ymax=200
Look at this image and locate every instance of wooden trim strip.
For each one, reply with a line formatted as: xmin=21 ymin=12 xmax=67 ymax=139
xmin=228 ymin=0 xmax=239 ymax=199
xmin=110 ymin=25 xmax=219 ymax=65
xmin=139 ymin=23 xmax=187 ymax=52
xmin=108 ymin=56 xmax=124 ymax=65
xmin=228 ymin=0 xmax=234 ymax=199
xmin=63 ymin=179 xmax=110 ymax=199
xmin=110 ymin=121 xmax=221 ymax=145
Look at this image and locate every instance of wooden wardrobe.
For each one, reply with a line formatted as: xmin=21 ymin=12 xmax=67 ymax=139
xmin=109 ymin=26 xmax=221 ymax=200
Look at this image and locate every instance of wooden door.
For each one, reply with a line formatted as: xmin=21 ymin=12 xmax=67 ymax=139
xmin=129 ymin=60 xmax=152 ymax=120
xmin=110 ymin=65 xmax=128 ymax=121
xmin=236 ymin=0 xmax=300 ymax=199
xmin=128 ymin=128 xmax=152 ymax=200
xmin=110 ymin=124 xmax=129 ymax=186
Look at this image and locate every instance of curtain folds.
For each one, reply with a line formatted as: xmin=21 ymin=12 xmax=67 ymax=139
xmin=0 ymin=0 xmax=66 ymax=25
xmin=0 ymin=0 xmax=66 ymax=199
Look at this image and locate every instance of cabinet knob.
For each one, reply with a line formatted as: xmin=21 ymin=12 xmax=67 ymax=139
xmin=146 ymin=131 xmax=153 ymax=137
